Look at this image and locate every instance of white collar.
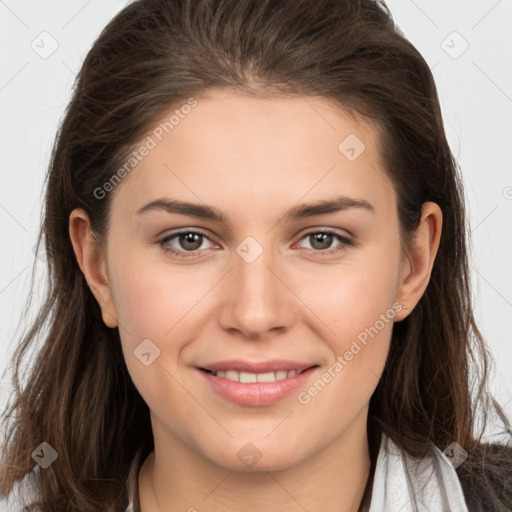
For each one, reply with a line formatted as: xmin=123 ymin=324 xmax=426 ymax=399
xmin=369 ymin=433 xmax=469 ymax=511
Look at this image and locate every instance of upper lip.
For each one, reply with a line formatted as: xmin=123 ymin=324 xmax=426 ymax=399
xmin=199 ymin=359 xmax=317 ymax=373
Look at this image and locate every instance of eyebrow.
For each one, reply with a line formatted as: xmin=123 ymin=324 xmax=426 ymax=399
xmin=136 ymin=195 xmax=375 ymax=225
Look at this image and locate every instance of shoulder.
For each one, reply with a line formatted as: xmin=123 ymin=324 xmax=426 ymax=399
xmin=454 ymin=440 xmax=512 ymax=512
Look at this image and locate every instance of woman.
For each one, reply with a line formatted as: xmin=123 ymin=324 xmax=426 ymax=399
xmin=1 ymin=0 xmax=511 ymax=511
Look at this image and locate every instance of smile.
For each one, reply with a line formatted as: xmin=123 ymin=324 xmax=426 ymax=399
xmin=197 ymin=362 xmax=319 ymax=407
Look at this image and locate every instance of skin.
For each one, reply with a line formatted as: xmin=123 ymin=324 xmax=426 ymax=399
xmin=69 ymin=88 xmax=442 ymax=512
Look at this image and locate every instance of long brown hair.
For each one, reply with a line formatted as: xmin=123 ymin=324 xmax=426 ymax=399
xmin=1 ymin=1 xmax=511 ymax=511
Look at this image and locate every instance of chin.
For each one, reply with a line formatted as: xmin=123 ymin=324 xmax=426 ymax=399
xmin=205 ymin=442 xmax=309 ymax=473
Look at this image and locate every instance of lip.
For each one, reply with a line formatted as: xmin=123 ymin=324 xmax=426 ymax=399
xmin=197 ymin=360 xmax=319 ymax=407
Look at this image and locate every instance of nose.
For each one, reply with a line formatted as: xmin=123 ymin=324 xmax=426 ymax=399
xmin=216 ymin=238 xmax=296 ymax=340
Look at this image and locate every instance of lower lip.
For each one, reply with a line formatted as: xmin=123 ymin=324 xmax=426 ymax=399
xmin=198 ymin=367 xmax=318 ymax=407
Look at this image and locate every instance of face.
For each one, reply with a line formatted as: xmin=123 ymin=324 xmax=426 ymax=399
xmin=82 ymin=89 xmax=412 ymax=471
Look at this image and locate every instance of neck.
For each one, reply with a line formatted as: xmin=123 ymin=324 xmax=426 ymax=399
xmin=139 ymin=409 xmax=372 ymax=512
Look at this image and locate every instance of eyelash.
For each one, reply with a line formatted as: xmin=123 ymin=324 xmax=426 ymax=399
xmin=157 ymin=228 xmax=354 ymax=259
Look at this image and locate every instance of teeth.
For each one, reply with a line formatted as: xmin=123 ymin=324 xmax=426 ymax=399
xmin=240 ymin=371 xmax=257 ymax=383
xmin=256 ymin=371 xmax=277 ymax=382
xmin=210 ymin=369 xmax=301 ymax=383
xmin=225 ymin=370 xmax=238 ymax=381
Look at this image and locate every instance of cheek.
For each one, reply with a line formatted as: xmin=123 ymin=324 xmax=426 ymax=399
xmin=108 ymin=259 xmax=201 ymax=413
xmin=300 ymin=243 xmax=401 ymax=344
xmin=109 ymin=252 xmax=214 ymax=340
xmin=107 ymin=254 xmax=218 ymax=393
xmin=291 ymin=242 xmax=400 ymax=413
xmin=294 ymin=262 xmax=398 ymax=434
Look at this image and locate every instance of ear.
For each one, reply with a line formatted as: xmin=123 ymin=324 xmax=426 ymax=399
xmin=395 ymin=201 xmax=442 ymax=322
xmin=69 ymin=208 xmax=118 ymax=328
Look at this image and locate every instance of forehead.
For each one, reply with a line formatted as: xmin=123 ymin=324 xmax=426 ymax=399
xmin=109 ymin=89 xmax=395 ymax=223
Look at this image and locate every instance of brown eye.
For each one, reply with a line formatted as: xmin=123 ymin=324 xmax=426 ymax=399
xmin=177 ymin=232 xmax=203 ymax=251
xmin=297 ymin=229 xmax=353 ymax=255
xmin=159 ymin=230 xmax=216 ymax=258
xmin=308 ymin=232 xmax=335 ymax=250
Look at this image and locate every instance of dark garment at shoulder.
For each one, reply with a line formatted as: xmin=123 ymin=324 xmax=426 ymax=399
xmin=455 ymin=441 xmax=512 ymax=512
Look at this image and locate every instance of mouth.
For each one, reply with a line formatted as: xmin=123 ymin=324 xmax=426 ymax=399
xmin=196 ymin=360 xmax=319 ymax=407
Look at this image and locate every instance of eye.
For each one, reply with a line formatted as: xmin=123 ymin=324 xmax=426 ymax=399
xmin=158 ymin=229 xmax=217 ymax=258
xmin=295 ymin=229 xmax=353 ymax=256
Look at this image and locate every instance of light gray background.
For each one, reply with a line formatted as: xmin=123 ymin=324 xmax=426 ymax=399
xmin=1 ymin=1 xmax=511 ymax=439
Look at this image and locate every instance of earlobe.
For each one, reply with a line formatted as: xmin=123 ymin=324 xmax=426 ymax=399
xmin=68 ymin=208 xmax=118 ymax=328
xmin=395 ymin=201 xmax=442 ymax=321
